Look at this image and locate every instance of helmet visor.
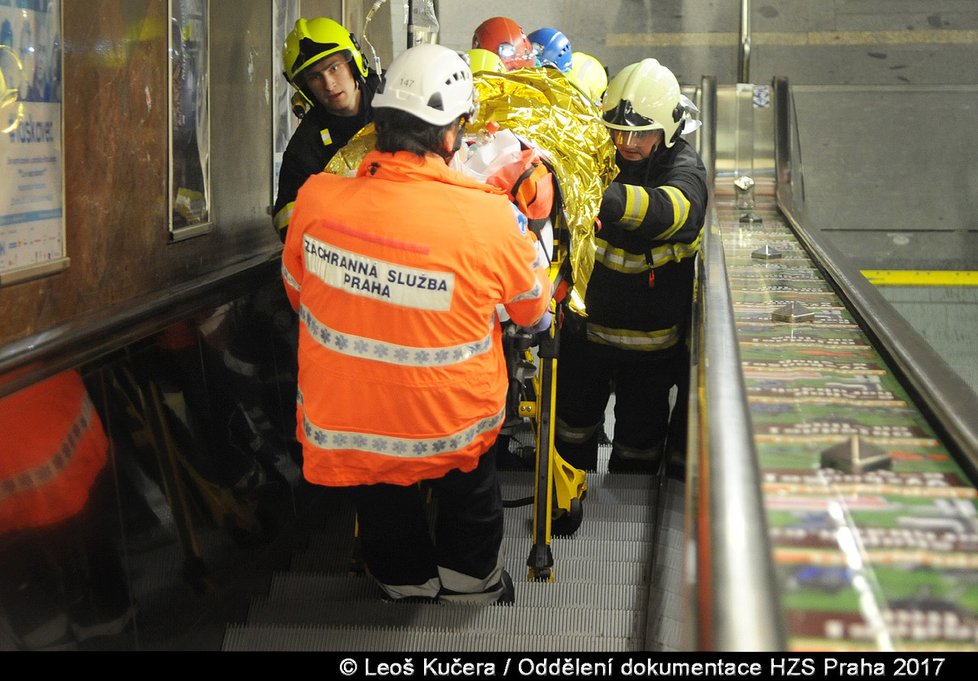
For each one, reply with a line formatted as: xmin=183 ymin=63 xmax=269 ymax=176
xmin=610 ymin=129 xmax=657 ymax=148
xmin=602 ymin=98 xmax=655 ymax=131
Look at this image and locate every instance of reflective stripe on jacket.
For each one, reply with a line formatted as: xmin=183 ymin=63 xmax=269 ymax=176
xmin=0 ymin=370 xmax=108 ymax=533
xmin=282 ymin=150 xmax=551 ymax=487
xmin=586 ymin=138 xmax=707 ymax=353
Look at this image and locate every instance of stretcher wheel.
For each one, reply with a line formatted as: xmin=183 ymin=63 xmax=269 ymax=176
xmin=550 ymin=497 xmax=583 ymax=536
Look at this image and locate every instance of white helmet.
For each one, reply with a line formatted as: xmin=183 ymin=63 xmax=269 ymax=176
xmin=372 ymin=44 xmax=475 ymax=126
xmin=602 ymin=58 xmax=685 ymax=148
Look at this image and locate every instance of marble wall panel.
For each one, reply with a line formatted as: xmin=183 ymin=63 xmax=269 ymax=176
xmin=0 ymin=0 xmax=280 ymax=354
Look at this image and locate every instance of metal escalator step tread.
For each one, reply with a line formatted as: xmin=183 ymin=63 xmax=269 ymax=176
xmin=503 ymin=515 xmax=654 ymax=542
xmin=501 ymin=536 xmax=653 ymax=563
xmin=286 ymin=537 xmax=660 ymax=575
xmin=266 ymin=572 xmax=379 ymax=601
xmin=277 ymin=556 xmax=652 ymax=586
xmin=223 ymin=623 xmax=637 ymax=651
xmin=225 ymin=438 xmax=675 ymax=652
xmin=295 ymin=515 xmax=658 ymax=570
xmin=259 ymin=573 xmax=648 ymax=613
xmin=514 ymin=557 xmax=651 ymax=584
xmin=498 ymin=469 xmax=656 ymax=490
xmin=288 ymin=548 xmax=361 ymax=573
xmin=241 ymin=600 xmax=642 ymax=637
xmin=502 ymin=502 xmax=654 ymax=525
xmin=500 ymin=484 xmax=655 ymax=507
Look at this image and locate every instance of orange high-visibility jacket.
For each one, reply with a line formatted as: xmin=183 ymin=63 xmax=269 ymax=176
xmin=282 ymin=150 xmax=551 ymax=487
xmin=0 ymin=370 xmax=109 ymax=534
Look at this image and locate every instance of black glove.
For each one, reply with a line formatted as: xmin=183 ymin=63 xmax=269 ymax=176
xmin=598 ymin=182 xmax=626 ymax=225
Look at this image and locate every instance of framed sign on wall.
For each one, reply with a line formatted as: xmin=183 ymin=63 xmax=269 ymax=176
xmin=0 ymin=0 xmax=67 ymax=286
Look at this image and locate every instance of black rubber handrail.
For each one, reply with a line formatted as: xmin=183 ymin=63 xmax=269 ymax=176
xmin=0 ymin=249 xmax=282 ymax=400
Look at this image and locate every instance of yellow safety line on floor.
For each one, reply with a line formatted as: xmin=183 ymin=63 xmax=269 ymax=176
xmin=860 ymin=270 xmax=978 ymax=286
xmin=607 ymin=29 xmax=978 ymax=48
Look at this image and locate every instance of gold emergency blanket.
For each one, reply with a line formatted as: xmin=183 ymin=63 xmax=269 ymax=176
xmin=326 ymin=67 xmax=618 ymax=316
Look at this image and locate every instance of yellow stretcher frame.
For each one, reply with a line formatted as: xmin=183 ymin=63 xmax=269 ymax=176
xmin=509 ymin=230 xmax=588 ymax=583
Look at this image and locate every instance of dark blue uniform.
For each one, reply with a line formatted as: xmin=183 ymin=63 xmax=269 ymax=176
xmin=555 ymin=138 xmax=708 ymax=471
xmin=273 ymin=72 xmax=380 ymax=242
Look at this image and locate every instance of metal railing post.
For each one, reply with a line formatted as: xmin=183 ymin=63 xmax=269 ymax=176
xmin=738 ymin=0 xmax=751 ymax=83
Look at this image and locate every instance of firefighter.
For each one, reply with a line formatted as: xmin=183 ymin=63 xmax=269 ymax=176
xmin=273 ymin=17 xmax=381 ymax=242
xmin=554 ymin=59 xmax=707 ymax=473
xmin=281 ymin=44 xmax=552 ymax=603
xmin=0 ymin=370 xmax=131 ymax=648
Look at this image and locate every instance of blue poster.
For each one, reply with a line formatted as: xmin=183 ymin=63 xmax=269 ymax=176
xmin=0 ymin=0 xmax=63 ymax=278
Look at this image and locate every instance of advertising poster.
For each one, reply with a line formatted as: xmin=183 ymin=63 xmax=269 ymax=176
xmin=170 ymin=0 xmax=209 ymax=234
xmin=0 ymin=0 xmax=63 ymax=281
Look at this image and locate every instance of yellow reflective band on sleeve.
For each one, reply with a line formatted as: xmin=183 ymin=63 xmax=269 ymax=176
xmin=595 ymin=237 xmax=702 ymax=273
xmin=274 ymin=202 xmax=294 ymax=234
xmin=621 ymin=185 xmax=650 ymax=229
xmin=594 ymin=238 xmax=649 ymax=273
xmin=647 ymin=235 xmax=701 ymax=266
xmin=656 ymin=185 xmax=691 ymax=239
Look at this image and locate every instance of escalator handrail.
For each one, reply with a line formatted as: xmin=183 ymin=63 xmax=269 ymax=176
xmin=694 ymin=75 xmax=787 ymax=651
xmin=0 ymin=249 xmax=283 ymax=401
xmin=771 ymin=76 xmax=978 ymax=484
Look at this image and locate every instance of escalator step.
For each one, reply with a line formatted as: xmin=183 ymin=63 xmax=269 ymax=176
xmin=278 ymin=556 xmax=651 ymax=586
xmin=223 ymin=623 xmax=637 ymax=651
xmin=260 ymin=572 xmax=648 ymax=613
xmin=503 ymin=515 xmax=654 ymax=542
xmin=245 ymin=597 xmax=645 ymax=638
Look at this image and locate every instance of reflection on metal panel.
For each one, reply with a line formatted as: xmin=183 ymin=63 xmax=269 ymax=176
xmin=701 ymin=79 xmax=978 ymax=651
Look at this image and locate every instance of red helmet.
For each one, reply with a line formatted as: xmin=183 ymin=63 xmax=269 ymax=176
xmin=472 ymin=17 xmax=534 ymax=71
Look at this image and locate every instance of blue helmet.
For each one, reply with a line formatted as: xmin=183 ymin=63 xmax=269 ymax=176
xmin=528 ymin=27 xmax=572 ymax=73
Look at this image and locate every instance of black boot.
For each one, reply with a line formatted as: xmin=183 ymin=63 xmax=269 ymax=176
xmin=607 ymin=440 xmax=664 ymax=474
xmin=554 ymin=432 xmax=599 ymax=472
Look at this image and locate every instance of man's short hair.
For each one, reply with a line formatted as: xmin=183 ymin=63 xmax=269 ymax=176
xmin=374 ymin=108 xmax=456 ymax=158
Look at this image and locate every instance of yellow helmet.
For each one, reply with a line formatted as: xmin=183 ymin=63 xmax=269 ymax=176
xmin=603 ymin=58 xmax=684 ymax=147
xmin=467 ymin=48 xmax=505 ymax=74
xmin=566 ymin=52 xmax=608 ymax=108
xmin=282 ymin=17 xmax=367 ymax=90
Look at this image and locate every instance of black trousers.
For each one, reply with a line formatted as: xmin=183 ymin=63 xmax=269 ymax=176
xmin=347 ymin=448 xmax=504 ymax=595
xmin=555 ymin=325 xmax=684 ymax=469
